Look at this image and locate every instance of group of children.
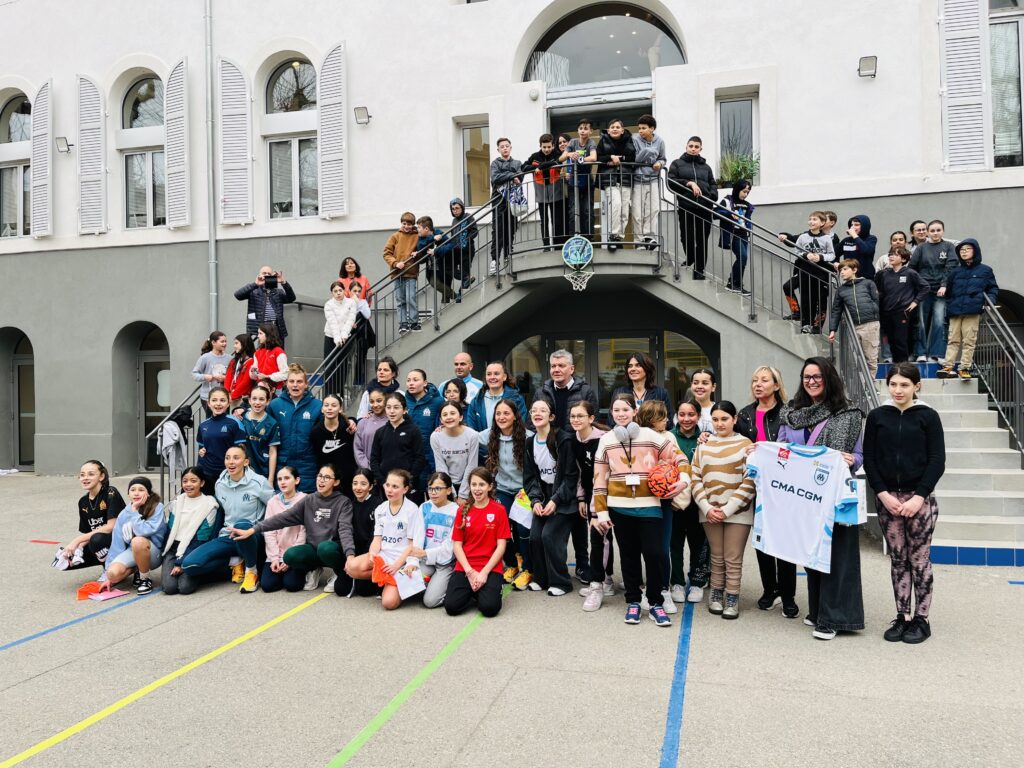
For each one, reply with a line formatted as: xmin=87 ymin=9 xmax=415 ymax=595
xmin=54 ymin=352 xmax=946 ymax=645
xmin=778 ymin=212 xmax=1000 ymax=380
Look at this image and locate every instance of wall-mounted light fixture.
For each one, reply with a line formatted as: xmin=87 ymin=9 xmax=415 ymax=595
xmin=858 ymin=56 xmax=878 ymax=78
xmin=55 ymin=136 xmax=74 ymax=154
xmin=354 ymin=106 xmax=372 ymax=125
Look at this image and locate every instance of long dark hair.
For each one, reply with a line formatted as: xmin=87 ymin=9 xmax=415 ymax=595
xmin=200 ymin=331 xmax=225 ymax=354
xmin=791 ymin=356 xmax=849 ymax=413
xmin=530 ymin=398 xmax=560 ymax=461
xmin=257 ymin=322 xmax=282 ymax=350
xmin=232 ymin=333 xmax=255 ymax=368
xmin=486 ymin=398 xmax=526 ymax=473
xmin=886 ymin=362 xmax=921 ymax=400
xmin=339 ymin=257 xmax=363 ymax=278
xmin=626 ymin=352 xmax=657 ymax=390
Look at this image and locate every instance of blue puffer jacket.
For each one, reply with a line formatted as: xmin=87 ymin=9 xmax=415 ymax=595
xmin=466 ymin=385 xmax=527 ymax=433
xmin=408 ymin=383 xmax=444 ymax=471
xmin=945 ymin=238 xmax=998 ymax=317
xmin=271 ymin=390 xmax=323 ymax=492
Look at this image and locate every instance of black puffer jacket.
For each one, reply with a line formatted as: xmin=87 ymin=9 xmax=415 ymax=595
xmin=369 ymin=417 xmax=425 ymax=486
xmin=595 ymin=128 xmax=637 ymax=188
xmin=667 ymin=153 xmax=718 ymax=212
xmin=736 ymin=400 xmax=783 ymax=443
xmin=523 ymin=429 xmax=581 ymax=515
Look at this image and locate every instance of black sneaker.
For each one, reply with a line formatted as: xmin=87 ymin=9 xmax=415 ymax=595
xmin=411 ymin=323 xmax=423 ymax=333
xmin=782 ymin=598 xmax=800 ymax=619
xmin=757 ymin=590 xmax=781 ymax=611
xmin=812 ymin=623 xmax=836 ymax=640
xmin=803 ymin=614 xmax=816 ymax=627
xmin=902 ymin=616 xmax=931 ymax=644
xmin=692 ymin=272 xmax=706 ymax=281
xmin=132 ymin=572 xmax=142 ymax=588
xmin=574 ymin=565 xmax=589 ymax=584
xmin=883 ymin=616 xmax=910 ymax=642
xmin=137 ymin=577 xmax=153 ymax=595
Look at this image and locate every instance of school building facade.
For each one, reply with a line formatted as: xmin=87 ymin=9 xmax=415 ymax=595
xmin=0 ymin=0 xmax=1022 ymax=475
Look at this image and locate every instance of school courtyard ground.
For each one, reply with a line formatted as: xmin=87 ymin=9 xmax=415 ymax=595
xmin=0 ymin=472 xmax=1020 ymax=768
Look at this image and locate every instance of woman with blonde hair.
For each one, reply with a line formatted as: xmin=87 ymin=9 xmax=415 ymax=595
xmin=736 ymin=365 xmax=798 ymax=618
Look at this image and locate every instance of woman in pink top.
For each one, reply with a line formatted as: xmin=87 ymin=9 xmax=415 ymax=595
xmin=261 ymin=466 xmax=308 ymax=592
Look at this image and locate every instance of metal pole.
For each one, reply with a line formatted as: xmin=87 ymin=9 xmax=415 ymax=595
xmin=205 ymin=0 xmax=218 ymax=329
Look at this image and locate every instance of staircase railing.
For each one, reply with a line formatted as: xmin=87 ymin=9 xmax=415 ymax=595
xmin=975 ymin=295 xmax=1024 ymax=461
xmin=834 ymin=307 xmax=882 ymax=416
xmin=145 ymin=383 xmax=204 ymax=500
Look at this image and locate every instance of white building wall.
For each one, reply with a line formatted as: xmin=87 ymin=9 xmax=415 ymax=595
xmin=1 ymin=0 xmax=1020 ymax=259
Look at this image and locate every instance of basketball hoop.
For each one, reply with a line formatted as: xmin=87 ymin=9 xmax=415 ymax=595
xmin=562 ymin=235 xmax=594 ymax=292
xmin=564 ymin=270 xmax=593 ymax=291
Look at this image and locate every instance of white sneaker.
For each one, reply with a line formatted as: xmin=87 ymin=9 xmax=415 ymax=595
xmin=323 ymin=574 xmax=337 ymax=593
xmin=686 ymin=585 xmax=704 ymax=603
xmin=602 ymin=577 xmax=615 ymax=596
xmin=670 ymin=583 xmax=687 ymax=602
xmin=582 ymin=582 xmax=604 ymax=611
xmin=71 ymin=547 xmax=85 ymax=567
xmin=304 ymin=567 xmax=323 ymax=591
xmin=51 ymin=546 xmax=70 ymax=571
xmin=661 ymin=589 xmax=678 ymax=614
xmin=916 ymin=355 xmax=927 ymax=362
xmin=640 ymin=595 xmax=650 ymax=611
xmin=526 ymin=581 xmax=543 ymax=591
xmin=548 ymin=586 xmax=567 ymax=597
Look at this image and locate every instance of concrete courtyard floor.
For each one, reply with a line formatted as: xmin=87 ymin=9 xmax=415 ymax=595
xmin=0 ymin=473 xmax=1021 ymax=768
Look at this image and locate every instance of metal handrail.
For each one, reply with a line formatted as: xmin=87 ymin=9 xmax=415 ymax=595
xmin=835 ymin=307 xmax=881 ymax=416
xmin=976 ymin=295 xmax=1024 ymax=460
xmin=145 ymin=383 xmax=202 ymax=439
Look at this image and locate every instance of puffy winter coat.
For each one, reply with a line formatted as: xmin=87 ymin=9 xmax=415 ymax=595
xmin=945 ymin=238 xmax=998 ymax=317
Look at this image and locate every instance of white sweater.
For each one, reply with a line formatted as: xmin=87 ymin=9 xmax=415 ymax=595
xmin=324 ymin=297 xmax=358 ymax=343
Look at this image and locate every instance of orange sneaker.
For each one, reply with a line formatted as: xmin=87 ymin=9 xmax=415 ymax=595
xmin=239 ymin=570 xmax=258 ymax=593
xmin=231 ymin=562 xmax=245 ymax=583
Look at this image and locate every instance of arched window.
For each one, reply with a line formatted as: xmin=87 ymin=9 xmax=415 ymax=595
xmin=0 ymin=93 xmax=31 ymax=237
xmin=264 ymin=58 xmax=319 ymax=219
xmin=525 ymin=3 xmax=684 ymax=88
xmin=266 ymin=60 xmax=317 ymax=113
xmin=121 ymin=76 xmax=166 ymax=229
xmin=122 ymin=77 xmax=164 ymax=129
xmin=0 ymin=94 xmax=31 ymax=143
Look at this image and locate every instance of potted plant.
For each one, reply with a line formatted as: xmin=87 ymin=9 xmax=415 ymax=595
xmin=717 ymin=152 xmax=760 ymax=186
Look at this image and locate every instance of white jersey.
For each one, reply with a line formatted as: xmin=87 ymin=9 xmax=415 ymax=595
xmin=745 ymin=442 xmax=858 ymax=574
xmin=373 ymin=498 xmax=425 ymax=566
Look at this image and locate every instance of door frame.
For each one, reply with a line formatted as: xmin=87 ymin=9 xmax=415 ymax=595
xmin=11 ymin=354 xmax=33 ymax=469
xmin=138 ymin=351 xmax=170 ymax=470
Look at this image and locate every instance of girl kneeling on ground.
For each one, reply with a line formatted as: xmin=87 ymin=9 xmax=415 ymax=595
xmin=445 ymin=468 xmax=511 ymax=618
xmin=412 ymin=472 xmax=459 ymax=608
xmin=344 ymin=469 xmax=424 ymax=610
xmin=260 ymin=466 xmax=308 ymax=593
xmin=162 ymin=467 xmax=221 ymax=595
xmin=52 ymin=460 xmax=125 ymax=572
xmin=100 ymin=477 xmax=168 ymax=595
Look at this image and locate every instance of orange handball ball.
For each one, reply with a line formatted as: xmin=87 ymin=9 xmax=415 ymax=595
xmin=647 ymin=462 xmax=680 ymax=498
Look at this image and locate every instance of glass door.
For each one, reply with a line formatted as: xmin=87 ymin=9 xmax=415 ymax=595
xmin=139 ymin=355 xmax=171 ymax=469
xmin=13 ymin=357 xmax=34 ymax=467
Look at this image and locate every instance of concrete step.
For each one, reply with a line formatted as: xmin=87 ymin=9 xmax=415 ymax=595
xmin=938 ymin=409 xmax=998 ymax=428
xmin=933 ymin=490 xmax=1024 ymax=517
xmin=915 ymin=377 xmax=979 ymax=394
xmin=917 ymin=392 xmax=991 ymax=410
xmin=941 ymin=428 xmax=1011 ymax=450
xmin=940 ymin=468 xmax=1024 ymax=491
xmin=944 ymin=448 xmax=1022 ymax=469
xmin=933 ymin=515 xmax=1023 ymax=544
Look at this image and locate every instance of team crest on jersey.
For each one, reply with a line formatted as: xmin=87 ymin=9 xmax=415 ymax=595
xmin=424 ymin=408 xmax=431 ymax=417
xmin=486 ymin=513 xmax=495 ymax=522
xmin=303 ymin=413 xmax=311 ymax=420
xmin=777 ymin=447 xmax=790 ymax=468
xmin=242 ymin=493 xmax=252 ymax=501
xmin=813 ymin=464 xmax=830 ymax=486
xmin=221 ymin=426 xmax=229 ymax=433
xmin=396 ymin=521 xmax=404 ymax=531
xmin=99 ymin=500 xmax=107 ymax=510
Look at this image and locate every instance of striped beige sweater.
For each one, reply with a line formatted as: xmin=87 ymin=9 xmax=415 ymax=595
xmin=691 ymin=433 xmax=756 ymax=524
xmin=593 ymin=426 xmax=691 ymax=513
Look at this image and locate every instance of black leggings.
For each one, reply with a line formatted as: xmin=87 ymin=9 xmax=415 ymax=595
xmin=445 ymin=570 xmax=504 ymax=617
xmin=610 ymin=510 xmax=663 ymax=607
xmin=67 ymin=531 xmax=112 ymax=569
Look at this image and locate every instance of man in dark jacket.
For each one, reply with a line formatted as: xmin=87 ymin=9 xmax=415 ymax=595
xmin=537 ymin=349 xmax=599 ymax=431
xmin=837 ymin=215 xmax=878 ymax=281
xmin=667 ymin=136 xmax=718 ymax=279
xmin=235 ymin=266 xmax=296 ymax=345
xmin=937 ymin=238 xmax=998 ymax=379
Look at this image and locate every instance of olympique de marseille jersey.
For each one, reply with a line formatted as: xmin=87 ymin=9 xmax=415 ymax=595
xmin=745 ymin=442 xmax=859 ymax=574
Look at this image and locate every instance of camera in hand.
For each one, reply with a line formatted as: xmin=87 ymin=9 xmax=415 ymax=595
xmin=264 ymin=274 xmax=279 ymax=290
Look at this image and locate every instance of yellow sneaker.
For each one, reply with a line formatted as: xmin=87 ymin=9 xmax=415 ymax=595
xmin=513 ymin=569 xmax=533 ymax=591
xmin=239 ymin=570 xmax=258 ymax=593
xmin=503 ymin=565 xmax=519 ymax=584
xmin=231 ymin=562 xmax=245 ymax=584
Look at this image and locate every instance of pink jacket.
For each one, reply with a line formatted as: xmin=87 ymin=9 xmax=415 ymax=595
xmin=263 ymin=491 xmax=307 ymax=562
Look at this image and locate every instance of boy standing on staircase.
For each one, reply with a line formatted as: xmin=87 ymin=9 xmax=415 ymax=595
xmin=936 ymin=239 xmax=998 ymax=380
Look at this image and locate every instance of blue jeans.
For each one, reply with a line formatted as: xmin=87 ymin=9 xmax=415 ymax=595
xmin=914 ymin=293 xmax=947 ymax=359
xmin=181 ymin=520 xmax=258 ymax=574
xmin=728 ymin=239 xmax=749 ymax=288
xmin=396 ymin=277 xmax=418 ymax=328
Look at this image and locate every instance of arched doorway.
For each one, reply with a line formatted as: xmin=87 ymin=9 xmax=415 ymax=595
xmin=0 ymin=329 xmax=34 ymax=469
xmin=112 ymin=322 xmax=170 ymax=472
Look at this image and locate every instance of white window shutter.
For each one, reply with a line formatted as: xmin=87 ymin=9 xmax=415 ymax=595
xmin=165 ymin=58 xmax=190 ymax=228
xmin=30 ymin=79 xmax=53 ymax=237
xmin=77 ymin=75 xmax=107 ymax=234
xmin=940 ymin=0 xmax=993 ymax=171
xmin=318 ymin=42 xmax=348 ymax=218
xmin=218 ymin=57 xmax=253 ymax=224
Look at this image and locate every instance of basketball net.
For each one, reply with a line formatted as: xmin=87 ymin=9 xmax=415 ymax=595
xmin=564 ymin=269 xmax=593 ymax=291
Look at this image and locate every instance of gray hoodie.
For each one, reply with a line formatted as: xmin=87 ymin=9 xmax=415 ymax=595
xmin=254 ymin=489 xmax=356 ymax=556
xmin=909 ymin=239 xmax=957 ymax=292
xmin=632 ymin=133 xmax=667 ymax=182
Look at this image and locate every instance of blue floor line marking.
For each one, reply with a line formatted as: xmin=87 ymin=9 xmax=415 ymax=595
xmin=1010 ymin=580 xmax=1024 ymax=585
xmin=797 ymin=571 xmax=807 ymax=576
xmin=659 ymin=600 xmax=696 ymax=768
xmin=0 ymin=590 xmax=160 ymax=652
